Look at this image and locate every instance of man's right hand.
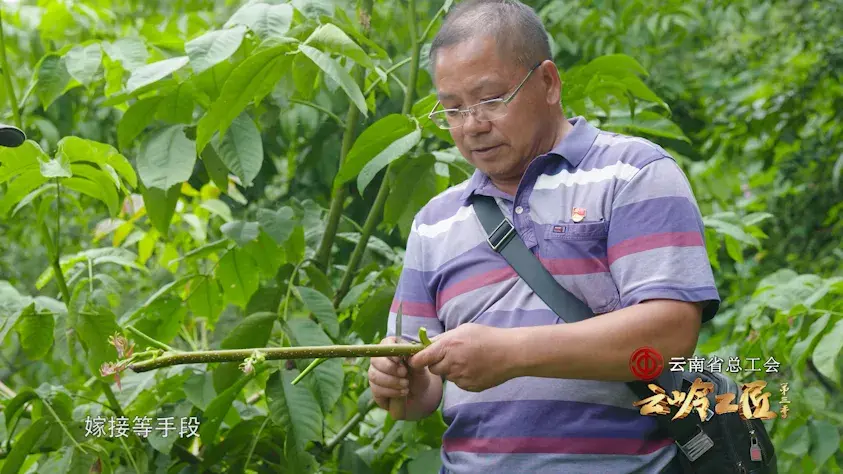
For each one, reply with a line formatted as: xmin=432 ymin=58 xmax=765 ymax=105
xmin=368 ymin=336 xmax=437 ymax=420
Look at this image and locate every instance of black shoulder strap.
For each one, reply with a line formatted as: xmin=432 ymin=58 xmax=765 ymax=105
xmin=471 ymin=194 xmax=710 ymax=457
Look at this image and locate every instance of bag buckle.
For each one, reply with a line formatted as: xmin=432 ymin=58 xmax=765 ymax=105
xmin=676 ymin=426 xmax=715 ymax=462
xmin=487 ymin=218 xmax=516 ymax=252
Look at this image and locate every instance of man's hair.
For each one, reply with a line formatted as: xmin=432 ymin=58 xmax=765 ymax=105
xmin=428 ymin=0 xmax=552 ymax=76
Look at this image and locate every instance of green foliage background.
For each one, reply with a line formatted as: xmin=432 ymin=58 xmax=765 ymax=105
xmin=1 ymin=0 xmax=841 ymax=472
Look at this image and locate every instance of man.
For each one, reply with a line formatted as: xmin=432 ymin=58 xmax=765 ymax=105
xmin=367 ymin=1 xmax=720 ymax=472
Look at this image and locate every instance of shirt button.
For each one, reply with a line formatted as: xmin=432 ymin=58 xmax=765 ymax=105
xmin=515 ymin=206 xmax=524 ymax=215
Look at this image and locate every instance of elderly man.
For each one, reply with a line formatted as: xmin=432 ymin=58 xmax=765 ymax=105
xmin=367 ymin=0 xmax=719 ymax=473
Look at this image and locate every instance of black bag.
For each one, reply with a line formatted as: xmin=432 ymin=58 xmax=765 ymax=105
xmin=471 ymin=194 xmax=777 ymax=474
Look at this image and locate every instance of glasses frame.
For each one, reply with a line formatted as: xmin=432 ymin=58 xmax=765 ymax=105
xmin=427 ymin=61 xmax=543 ymax=130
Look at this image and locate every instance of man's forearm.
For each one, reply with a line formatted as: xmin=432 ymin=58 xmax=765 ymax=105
xmin=507 ymin=300 xmax=702 ymax=382
xmin=404 ymin=369 xmax=443 ymax=421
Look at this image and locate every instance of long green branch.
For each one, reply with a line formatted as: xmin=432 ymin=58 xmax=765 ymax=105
xmin=128 ymin=344 xmax=423 ymax=372
xmin=334 ymin=0 xmax=422 ymax=305
xmin=0 ymin=11 xmax=22 ymax=129
xmin=314 ymin=0 xmax=375 ymax=272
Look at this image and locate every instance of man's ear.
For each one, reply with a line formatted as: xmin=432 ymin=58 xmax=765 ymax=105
xmin=539 ymin=60 xmax=562 ymax=105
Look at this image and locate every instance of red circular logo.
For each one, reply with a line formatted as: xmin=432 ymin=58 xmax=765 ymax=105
xmin=629 ymin=346 xmax=664 ymax=381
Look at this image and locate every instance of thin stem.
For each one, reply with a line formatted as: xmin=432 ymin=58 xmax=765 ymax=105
xmin=314 ymin=93 xmax=361 ymax=271
xmin=51 ymin=181 xmax=71 ymax=302
xmin=334 ymin=0 xmax=422 ymax=305
xmin=99 ymin=382 xmax=127 ymax=424
xmin=280 ymin=259 xmax=307 ymax=320
xmin=333 ymin=175 xmax=392 ymax=306
xmin=118 ymin=436 xmax=139 ymax=473
xmin=42 ymin=398 xmax=88 ymax=453
xmin=325 ymin=398 xmax=377 ymax=451
xmin=363 ymin=57 xmax=413 ymax=96
xmin=243 ymin=416 xmax=270 ymax=469
xmin=0 ymin=12 xmax=22 ymax=129
xmin=288 ymin=98 xmax=345 ymax=127
xmin=128 ymin=344 xmax=423 ymax=372
xmin=126 ymin=325 xmax=178 ymax=352
xmin=420 ymin=3 xmax=447 ymax=44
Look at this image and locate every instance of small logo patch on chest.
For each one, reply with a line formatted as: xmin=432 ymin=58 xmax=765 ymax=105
xmin=572 ymin=207 xmax=586 ymax=222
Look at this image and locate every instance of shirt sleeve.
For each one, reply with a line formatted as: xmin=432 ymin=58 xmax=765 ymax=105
xmin=607 ymin=156 xmax=720 ymax=323
xmin=386 ymin=216 xmax=446 ymax=342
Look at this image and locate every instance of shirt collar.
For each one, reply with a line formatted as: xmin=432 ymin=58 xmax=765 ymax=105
xmin=458 ymin=116 xmax=598 ymax=203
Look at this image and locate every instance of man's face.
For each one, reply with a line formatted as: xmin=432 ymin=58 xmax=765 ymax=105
xmin=433 ymin=35 xmax=548 ymax=186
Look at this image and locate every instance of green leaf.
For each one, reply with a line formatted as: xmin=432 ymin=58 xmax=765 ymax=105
xmin=146 ymin=401 xmax=193 ymax=454
xmin=39 ymin=154 xmax=72 ymax=178
xmin=188 ymin=277 xmax=224 ymax=324
xmin=126 ymin=56 xmax=189 ymax=93
xmin=352 ymin=286 xmax=394 ymax=342
xmin=384 ymin=155 xmax=436 ymax=224
xmin=266 ymin=369 xmax=322 ymax=450
xmin=0 ymin=169 xmax=48 ymax=217
xmin=184 ymin=372 xmax=217 ymax=411
xmin=118 ymin=96 xmax=164 ymax=150
xmin=703 ymin=215 xmax=761 ymax=247
xmin=0 ymin=417 xmax=51 ymax=474
xmin=221 ymin=220 xmax=260 ymax=246
xmin=56 ymin=136 xmax=138 ymax=189
xmin=257 ymin=207 xmax=295 ymax=244
xmin=791 ymin=312 xmax=831 ymax=372
xmin=185 ymin=26 xmax=247 ymax=75
xmin=34 ymin=54 xmax=77 ymax=109
xmin=102 ymin=37 xmax=148 ymax=71
xmin=65 ymin=43 xmax=102 ymax=85
xmin=812 ymin=317 xmax=843 ymax=386
xmin=621 ymin=75 xmax=668 ymax=110
xmin=199 ymin=373 xmax=253 ymax=444
xmin=155 ymin=82 xmax=197 ymax=124
xmin=137 ymin=125 xmax=197 ymax=190
xmin=304 ymin=23 xmax=375 ymax=69
xmin=299 ymin=44 xmax=368 ymax=116
xmin=213 ymin=311 xmax=276 ymax=392
xmin=195 ymin=44 xmax=291 ymax=153
xmin=38 ymin=445 xmax=75 ymax=473
xmin=295 ymin=287 xmax=339 ymax=338
xmin=584 ymin=54 xmax=649 ymax=77
xmin=285 ymin=317 xmax=343 ymax=413
xmin=217 ymin=248 xmax=260 ymax=308
xmin=214 ymin=113 xmax=264 ymax=187
xmin=0 ymin=140 xmax=48 ymax=185
xmin=408 ymin=448 xmax=443 ymax=474
xmin=334 ymin=114 xmax=418 ymax=189
xmin=358 ymin=128 xmax=421 ymax=193
xmin=200 ymin=144 xmax=231 ymax=189
xmin=809 ymin=420 xmax=840 ymax=467
xmin=142 ymin=184 xmax=181 ymax=235
xmin=286 ymin=225 xmax=306 ymax=264
xmin=604 ymin=111 xmax=690 ymax=142
xmin=224 ymin=3 xmax=293 ymax=40
xmin=73 ymin=306 xmax=121 ymax=375
xmin=245 ymin=231 xmax=286 ymax=279
xmin=16 ymin=308 xmax=55 ymax=360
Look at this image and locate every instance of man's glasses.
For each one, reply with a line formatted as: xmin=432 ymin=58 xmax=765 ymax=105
xmin=428 ymin=62 xmax=541 ymax=130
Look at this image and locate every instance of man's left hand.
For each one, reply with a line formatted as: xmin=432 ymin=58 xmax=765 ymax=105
xmin=407 ymin=323 xmax=518 ymax=392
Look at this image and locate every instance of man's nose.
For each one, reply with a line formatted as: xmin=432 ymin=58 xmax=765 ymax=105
xmin=461 ymin=111 xmax=491 ymax=135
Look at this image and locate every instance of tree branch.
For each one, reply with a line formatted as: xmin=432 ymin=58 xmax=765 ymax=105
xmin=334 ymin=0 xmax=422 ymax=305
xmin=128 ymin=344 xmax=422 ymax=373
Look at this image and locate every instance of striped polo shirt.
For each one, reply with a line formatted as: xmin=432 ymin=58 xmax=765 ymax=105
xmin=387 ymin=116 xmax=720 ymax=474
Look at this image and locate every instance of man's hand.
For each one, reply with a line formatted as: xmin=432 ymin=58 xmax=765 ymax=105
xmin=368 ymin=336 xmax=435 ymax=419
xmin=408 ymin=323 xmax=516 ymax=392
